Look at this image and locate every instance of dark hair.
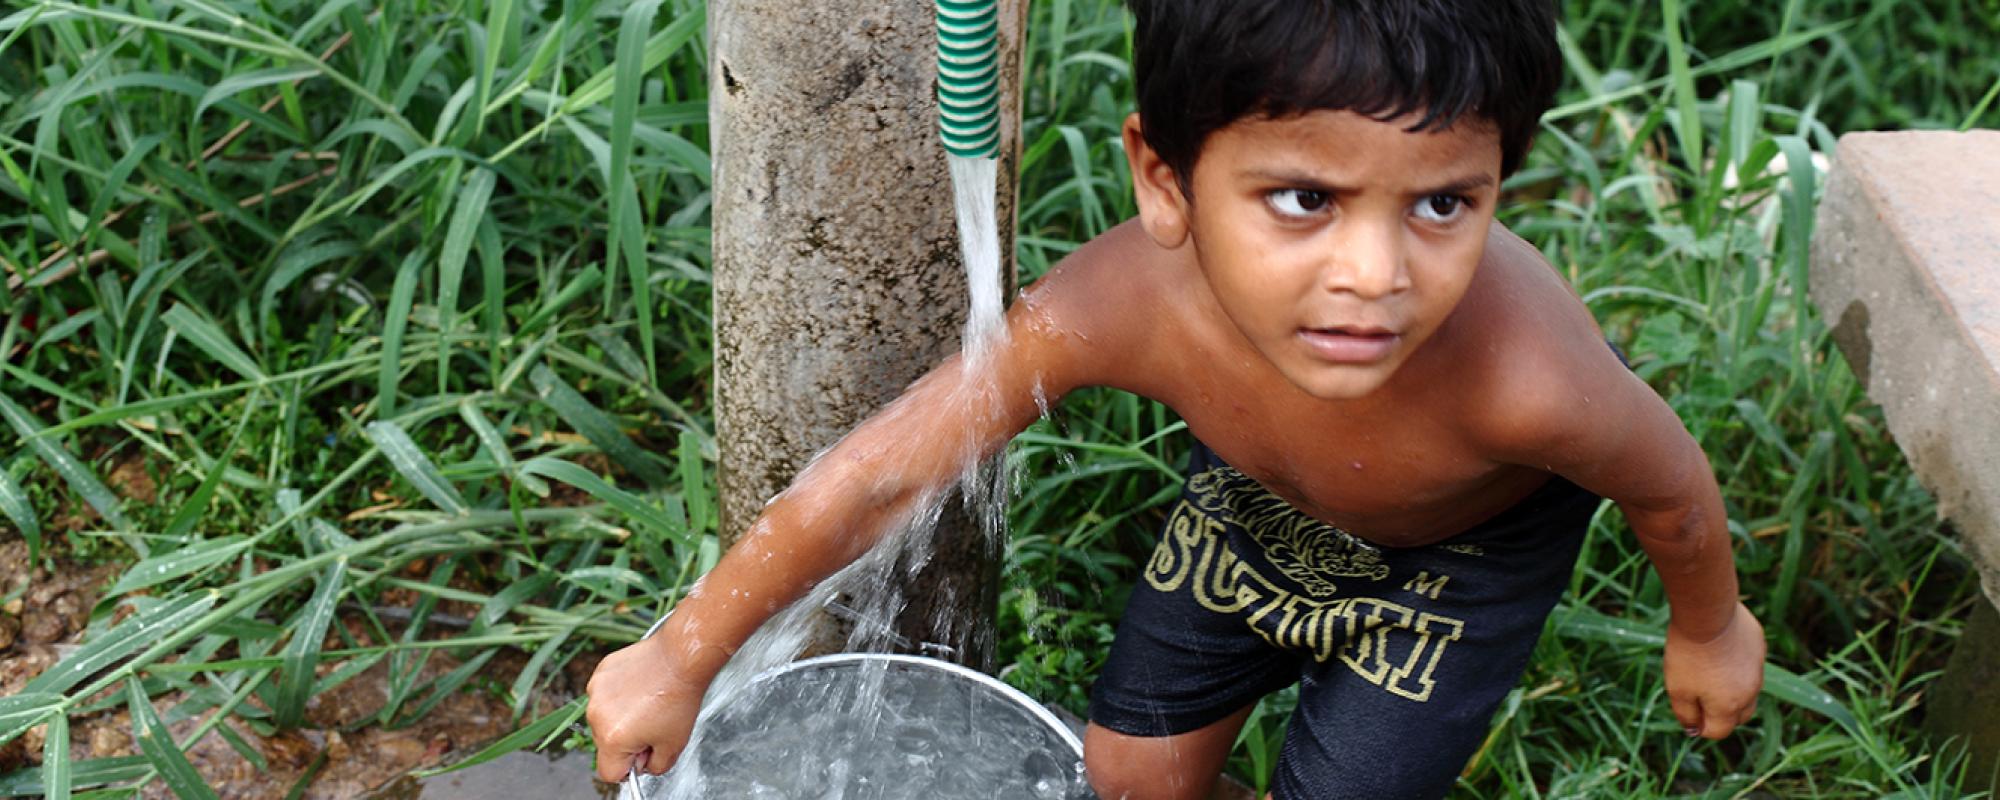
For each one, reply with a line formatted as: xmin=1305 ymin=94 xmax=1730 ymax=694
xmin=1126 ymin=0 xmax=1561 ymax=188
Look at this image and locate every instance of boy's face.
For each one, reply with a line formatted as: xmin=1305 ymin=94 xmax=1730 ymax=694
xmin=1125 ymin=110 xmax=1505 ymax=401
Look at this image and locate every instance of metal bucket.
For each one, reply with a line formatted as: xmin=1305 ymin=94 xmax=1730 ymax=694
xmin=671 ymin=653 xmax=1094 ymax=799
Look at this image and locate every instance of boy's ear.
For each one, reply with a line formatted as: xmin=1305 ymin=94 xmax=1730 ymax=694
xmin=1122 ymin=113 xmax=1191 ymax=249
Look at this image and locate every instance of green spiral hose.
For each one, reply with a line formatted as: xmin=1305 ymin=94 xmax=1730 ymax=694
xmin=936 ymin=0 xmax=1000 ymax=159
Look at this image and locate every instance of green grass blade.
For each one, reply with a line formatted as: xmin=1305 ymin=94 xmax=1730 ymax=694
xmin=0 ymin=394 xmax=136 ymax=540
xmin=519 ymin=456 xmax=688 ymax=547
xmin=24 ymin=593 xmax=217 ymax=696
xmin=377 ymin=251 xmax=425 ymax=417
xmin=473 ymin=0 xmax=517 ymax=135
xmin=1661 ymin=0 xmax=1703 ymax=181
xmin=475 ymin=216 xmax=507 ymax=385
xmin=160 ymin=304 xmax=267 ymax=382
xmin=1761 ymin=662 xmax=1861 ymax=734
xmin=411 ymin=697 xmax=585 ymax=779
xmin=193 ymin=66 xmax=319 ymax=118
xmin=42 ymin=712 xmax=69 ymax=800
xmin=472 ymin=574 xmax=555 ymax=632
xmin=677 ymin=429 xmax=709 ymax=536
xmin=437 ymin=168 xmax=498 ymax=394
xmin=0 ymin=756 xmax=151 ymax=796
xmin=161 ymin=446 xmax=237 ymax=540
xmin=607 ymin=0 xmax=662 ymax=382
xmin=101 ymin=536 xmax=252 ymax=600
xmin=516 ymin=265 xmax=604 ymax=335
xmin=508 ymin=621 xmax=577 ymax=719
xmin=459 ymin=401 xmax=549 ymax=497
xmin=126 ymin=677 xmax=219 ymax=800
xmin=274 ymin=559 xmax=347 ymax=730
xmin=0 ymin=693 xmax=59 ymax=750
xmin=0 ymin=465 xmax=42 ymax=563
xmin=528 ymin=365 xmax=669 ymax=486
xmin=363 ymin=421 xmax=470 ymax=515
xmin=393 ymin=648 xmax=498 ymax=728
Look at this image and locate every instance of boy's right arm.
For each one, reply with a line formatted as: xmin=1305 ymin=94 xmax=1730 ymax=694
xmin=586 ymin=224 xmax=1162 ymax=781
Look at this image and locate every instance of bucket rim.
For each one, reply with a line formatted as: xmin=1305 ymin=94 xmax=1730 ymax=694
xmin=735 ymin=652 xmax=1085 ymax=757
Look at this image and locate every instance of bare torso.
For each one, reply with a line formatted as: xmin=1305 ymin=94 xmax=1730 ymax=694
xmin=1045 ymin=220 xmax=1611 ymax=548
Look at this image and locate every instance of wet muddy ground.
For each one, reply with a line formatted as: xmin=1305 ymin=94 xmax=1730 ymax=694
xmin=0 ymin=539 xmax=618 ymax=798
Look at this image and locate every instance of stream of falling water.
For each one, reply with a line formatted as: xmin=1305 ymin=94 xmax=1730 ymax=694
xmin=624 ymin=153 xmax=1077 ymax=799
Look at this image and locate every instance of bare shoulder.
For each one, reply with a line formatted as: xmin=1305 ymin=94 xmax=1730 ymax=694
xmin=1447 ymin=224 xmax=1636 ymax=461
xmin=1007 ymin=220 xmax=1195 ymax=397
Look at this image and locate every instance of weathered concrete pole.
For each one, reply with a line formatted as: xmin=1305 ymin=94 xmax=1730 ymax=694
xmin=1809 ymin=130 xmax=2000 ymax=789
xmin=708 ymin=0 xmax=1027 ymax=669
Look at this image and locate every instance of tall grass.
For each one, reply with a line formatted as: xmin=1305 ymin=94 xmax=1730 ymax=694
xmin=1 ymin=0 xmax=1997 ymax=797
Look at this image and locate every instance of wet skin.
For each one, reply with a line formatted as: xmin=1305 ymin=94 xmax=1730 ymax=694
xmin=586 ymin=110 xmax=1766 ymax=790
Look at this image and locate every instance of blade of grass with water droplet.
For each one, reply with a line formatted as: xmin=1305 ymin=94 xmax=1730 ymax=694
xmin=41 ymin=712 xmax=68 ymax=800
xmin=24 ymin=593 xmax=216 ymax=696
xmin=0 ymin=393 xmax=136 ymax=541
xmin=0 ymin=465 xmax=41 ymax=563
xmin=437 ymin=168 xmax=497 ymax=394
xmin=274 ymin=559 xmax=346 ymax=730
xmin=1761 ymin=662 xmax=1860 ymax=734
xmin=518 ymin=456 xmax=685 ymax=548
xmin=377 ymin=250 xmax=425 ymax=417
xmin=529 ymin=365 xmax=668 ymax=486
xmin=0 ymin=756 xmax=152 ymax=796
xmin=159 ymin=303 xmax=266 ymax=382
xmin=475 ymin=216 xmax=506 ymax=385
xmin=101 ymin=536 xmax=251 ymax=601
xmin=0 ymin=693 xmax=59 ymax=750
xmin=363 ymin=421 xmax=469 ymax=515
xmin=126 ymin=677 xmax=218 ymax=800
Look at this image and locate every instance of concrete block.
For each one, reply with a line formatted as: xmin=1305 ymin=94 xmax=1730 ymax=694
xmin=1808 ymin=129 xmax=2000 ymax=610
xmin=1810 ymin=130 xmax=2000 ymax=781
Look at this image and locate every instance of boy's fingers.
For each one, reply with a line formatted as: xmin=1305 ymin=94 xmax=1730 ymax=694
xmin=644 ymin=744 xmax=677 ymax=775
xmin=1669 ymin=692 xmax=1701 ymax=734
xmin=595 ymin=744 xmax=638 ymax=783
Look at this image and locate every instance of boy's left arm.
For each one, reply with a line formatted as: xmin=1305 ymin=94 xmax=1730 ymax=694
xmin=1487 ymin=350 xmax=1765 ymax=739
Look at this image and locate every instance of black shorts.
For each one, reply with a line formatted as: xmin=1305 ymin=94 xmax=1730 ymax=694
xmin=1089 ymin=440 xmax=1602 ymax=800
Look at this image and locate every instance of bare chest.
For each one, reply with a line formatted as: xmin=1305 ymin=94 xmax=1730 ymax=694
xmin=1165 ymin=371 xmax=1546 ymax=548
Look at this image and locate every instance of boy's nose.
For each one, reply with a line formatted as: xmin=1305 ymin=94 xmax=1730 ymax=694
xmin=1321 ymin=220 xmax=1408 ymax=300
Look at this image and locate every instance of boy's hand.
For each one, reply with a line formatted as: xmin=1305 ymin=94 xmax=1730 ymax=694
xmin=586 ymin=636 xmax=706 ymax=782
xmin=1662 ymin=601 xmax=1765 ymax=740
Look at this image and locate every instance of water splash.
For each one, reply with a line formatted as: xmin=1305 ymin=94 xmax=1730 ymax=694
xmin=630 ymin=150 xmax=1035 ymax=798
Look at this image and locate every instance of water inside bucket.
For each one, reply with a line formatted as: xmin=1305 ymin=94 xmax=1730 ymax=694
xmin=634 ymin=655 xmax=1092 ymax=800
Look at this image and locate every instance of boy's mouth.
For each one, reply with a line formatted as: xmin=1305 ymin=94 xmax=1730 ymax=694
xmin=1297 ymin=325 xmax=1399 ymax=364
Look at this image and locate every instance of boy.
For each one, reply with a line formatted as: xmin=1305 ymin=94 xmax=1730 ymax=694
xmin=588 ymin=0 xmax=1766 ymax=796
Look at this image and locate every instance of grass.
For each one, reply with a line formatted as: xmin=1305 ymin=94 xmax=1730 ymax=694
xmin=2 ymin=0 xmax=1998 ymax=797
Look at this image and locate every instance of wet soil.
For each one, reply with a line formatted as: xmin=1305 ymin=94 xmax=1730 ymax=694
xmin=0 ymin=539 xmax=618 ymax=798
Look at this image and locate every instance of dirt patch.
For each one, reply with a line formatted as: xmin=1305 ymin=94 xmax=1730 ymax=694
xmin=0 ymin=539 xmax=614 ymax=798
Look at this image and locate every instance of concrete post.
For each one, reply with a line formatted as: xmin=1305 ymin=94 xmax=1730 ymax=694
xmin=708 ymin=0 xmax=1027 ymax=669
xmin=1808 ymin=130 xmax=2000 ymax=784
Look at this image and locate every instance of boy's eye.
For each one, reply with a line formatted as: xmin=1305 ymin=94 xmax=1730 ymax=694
xmin=1266 ymin=189 xmax=1331 ymax=219
xmin=1413 ymin=194 xmax=1467 ymax=223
